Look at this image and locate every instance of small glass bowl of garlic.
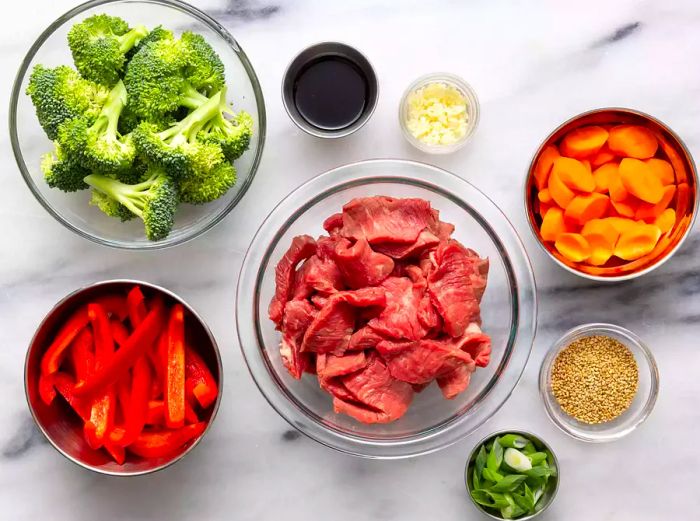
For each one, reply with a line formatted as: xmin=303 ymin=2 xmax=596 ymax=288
xmin=399 ymin=73 xmax=480 ymax=154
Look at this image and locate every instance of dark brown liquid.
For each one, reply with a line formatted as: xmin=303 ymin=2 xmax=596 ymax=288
xmin=293 ymin=56 xmax=368 ymax=131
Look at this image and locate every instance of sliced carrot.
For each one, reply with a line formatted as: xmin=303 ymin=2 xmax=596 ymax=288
xmin=564 ymin=193 xmax=609 ymax=225
xmin=582 ymin=218 xmax=620 ymax=246
xmin=540 ymin=207 xmax=567 ymax=242
xmin=538 ymin=202 xmax=553 ymax=217
xmin=585 ymin=234 xmax=615 ymax=266
xmin=560 ymin=125 xmax=609 ymax=158
xmin=608 ymin=169 xmax=628 ymax=202
xmin=552 ymin=157 xmax=595 ymax=192
xmin=555 ymin=233 xmax=591 ymax=262
xmin=619 ymin=158 xmax=664 ymax=204
xmin=604 ymin=217 xmax=637 ymax=234
xmin=645 ymin=158 xmax=675 ymax=185
xmin=614 ymin=223 xmax=662 ymax=260
xmin=635 ymin=184 xmax=676 ymax=221
xmin=608 ymin=125 xmax=658 ymax=159
xmin=534 ymin=145 xmax=560 ymax=190
xmin=582 ymin=159 xmax=592 ymax=172
xmin=590 ymin=144 xmax=616 ymax=167
xmin=538 ymin=188 xmax=553 ymax=204
xmin=593 ymin=162 xmax=618 ymax=193
xmin=610 ymin=196 xmax=639 ymax=218
xmin=548 ymin=170 xmax=576 ymax=208
xmin=655 ymin=208 xmax=676 ymax=233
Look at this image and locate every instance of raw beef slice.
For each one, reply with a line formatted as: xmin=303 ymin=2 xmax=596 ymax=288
xmin=334 ymin=237 xmax=394 ymax=288
xmin=292 ymin=254 xmax=344 ymax=299
xmin=437 ymin=363 xmax=475 ymax=399
xmin=382 ymin=339 xmax=475 ymax=385
xmin=269 ymin=235 xmax=317 ymax=326
xmin=280 ymin=300 xmax=317 ymax=378
xmin=368 ymin=277 xmax=427 ymax=340
xmin=373 ymin=229 xmax=440 ymax=259
xmin=317 ymin=351 xmax=367 ymax=379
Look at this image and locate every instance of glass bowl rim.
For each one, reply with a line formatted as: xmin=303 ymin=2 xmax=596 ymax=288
xmin=398 ymin=72 xmax=480 ymax=155
xmin=538 ymin=322 xmax=660 ymax=443
xmin=8 ymin=0 xmax=267 ymax=250
xmin=236 ymin=158 xmax=537 ymax=459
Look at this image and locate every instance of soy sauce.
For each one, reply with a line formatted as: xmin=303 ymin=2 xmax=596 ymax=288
xmin=293 ymin=56 xmax=368 ymax=131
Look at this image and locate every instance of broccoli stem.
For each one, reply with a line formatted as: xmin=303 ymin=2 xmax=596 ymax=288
xmin=159 ymin=90 xmax=223 ymax=146
xmin=118 ymin=25 xmax=148 ymax=53
xmin=180 ymin=84 xmax=210 ymax=109
xmin=92 ymin=80 xmax=127 ymax=142
xmin=84 ymin=171 xmax=158 ymax=218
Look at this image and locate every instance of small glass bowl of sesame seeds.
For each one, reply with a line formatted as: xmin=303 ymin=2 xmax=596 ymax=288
xmin=539 ymin=323 xmax=659 ymax=442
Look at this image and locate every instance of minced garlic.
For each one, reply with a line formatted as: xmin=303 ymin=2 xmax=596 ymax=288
xmin=404 ymin=82 xmax=469 ymax=146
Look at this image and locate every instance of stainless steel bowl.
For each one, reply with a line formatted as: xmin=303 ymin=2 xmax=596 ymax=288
xmin=525 ymin=107 xmax=698 ymax=281
xmin=281 ymin=41 xmax=378 ymax=138
xmin=24 ymin=279 xmax=223 ymax=476
xmin=465 ymin=430 xmax=560 ymax=520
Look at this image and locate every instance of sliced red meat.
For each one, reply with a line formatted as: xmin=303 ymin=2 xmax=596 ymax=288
xmin=417 ymin=294 xmax=441 ymax=331
xmin=340 ymin=197 xmax=438 ymax=244
xmin=348 ymin=326 xmax=385 ymax=350
xmin=301 ymin=288 xmax=387 ymax=355
xmin=292 ymin=254 xmax=344 ymax=299
xmin=319 ymin=376 xmax=356 ymax=402
xmin=437 ymin=363 xmax=474 ymax=399
xmin=451 ymin=323 xmax=492 ymax=367
xmin=323 ymin=212 xmax=344 ymax=235
xmin=269 ymin=235 xmax=317 ymax=327
xmin=368 ymin=277 xmax=427 ymax=340
xmin=375 ymin=339 xmax=416 ymax=357
xmin=333 ymin=354 xmax=413 ymax=424
xmin=311 ymin=295 xmax=328 ymax=309
xmin=280 ymin=300 xmax=317 ymax=379
xmin=381 ymin=339 xmax=474 ymax=385
xmin=316 ymin=236 xmax=339 ymax=260
xmin=334 ymin=237 xmax=394 ymax=289
xmin=437 ymin=221 xmax=455 ymax=241
xmin=373 ymin=229 xmax=440 ymax=259
xmin=317 ymin=351 xmax=367 ymax=379
xmin=427 ymin=240 xmax=489 ymax=337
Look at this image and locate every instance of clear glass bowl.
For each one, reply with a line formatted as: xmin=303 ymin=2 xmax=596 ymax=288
xmin=399 ymin=73 xmax=480 ymax=154
xmin=539 ymin=323 xmax=659 ymax=442
xmin=236 ymin=159 xmax=537 ymax=458
xmin=9 ymin=0 xmax=266 ymax=249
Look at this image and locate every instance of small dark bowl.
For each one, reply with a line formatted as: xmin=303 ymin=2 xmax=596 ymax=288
xmin=282 ymin=41 xmax=378 ymax=138
xmin=24 ymin=280 xmax=223 ymax=476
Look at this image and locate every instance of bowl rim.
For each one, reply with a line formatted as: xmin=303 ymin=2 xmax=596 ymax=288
xmin=9 ymin=0 xmax=267 ymax=250
xmin=538 ymin=322 xmax=659 ymax=443
xmin=524 ymin=107 xmax=698 ymax=281
xmin=464 ymin=429 xmax=560 ymax=520
xmin=24 ymin=278 xmax=224 ymax=476
xmin=236 ymin=158 xmax=538 ymax=459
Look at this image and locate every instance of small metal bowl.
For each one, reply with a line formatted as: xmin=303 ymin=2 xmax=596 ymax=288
xmin=281 ymin=42 xmax=378 ymax=138
xmin=525 ymin=107 xmax=698 ymax=281
xmin=24 ymin=280 xmax=223 ymax=476
xmin=465 ymin=430 xmax=560 ymax=520
xmin=539 ymin=323 xmax=659 ymax=443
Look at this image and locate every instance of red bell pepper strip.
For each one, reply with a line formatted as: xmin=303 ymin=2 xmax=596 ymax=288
xmin=93 ymin=294 xmax=129 ymax=321
xmin=111 ymin=319 xmax=129 ymax=347
xmin=185 ymin=401 xmax=199 ymax=424
xmin=38 ymin=372 xmax=57 ymax=405
xmin=40 ymin=307 xmax=89 ymax=375
xmin=127 ymin=285 xmax=148 ymax=328
xmin=74 ymin=299 xmax=165 ymax=398
xmin=165 ymin=304 xmax=186 ymax=429
xmin=110 ymin=356 xmax=151 ymax=447
xmin=185 ymin=345 xmax=219 ymax=409
xmin=146 ymin=400 xmax=165 ymax=425
xmin=84 ymin=304 xmax=116 ymax=450
xmin=69 ymin=328 xmax=94 ymax=384
xmin=147 ymin=331 xmax=167 ymax=395
xmin=128 ymin=422 xmax=206 ymax=459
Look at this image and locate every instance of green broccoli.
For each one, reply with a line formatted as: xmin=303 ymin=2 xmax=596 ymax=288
xmin=132 ymin=89 xmax=225 ymax=179
xmin=40 ymin=143 xmax=90 ymax=192
xmin=26 ymin=65 xmax=109 ymax=140
xmin=57 ymin=80 xmax=135 ymax=174
xmin=180 ymin=31 xmax=225 ymax=95
xmin=179 ymin=159 xmax=237 ymax=204
xmin=90 ymin=189 xmax=135 ymax=221
xmin=199 ymin=91 xmax=253 ymax=161
xmin=127 ymin=25 xmax=173 ymax=60
xmin=68 ymin=14 xmax=148 ymax=86
xmin=84 ymin=168 xmax=178 ymax=241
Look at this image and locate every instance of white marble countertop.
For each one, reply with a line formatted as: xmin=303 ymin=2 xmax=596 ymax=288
xmin=1 ymin=0 xmax=699 ymax=519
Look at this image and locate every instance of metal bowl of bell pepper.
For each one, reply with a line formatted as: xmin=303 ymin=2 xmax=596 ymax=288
xmin=24 ymin=280 xmax=222 ymax=476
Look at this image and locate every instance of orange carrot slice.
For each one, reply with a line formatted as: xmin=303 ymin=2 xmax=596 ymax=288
xmin=564 ymin=193 xmax=610 ymax=225
xmin=582 ymin=159 xmax=592 ymax=172
xmin=619 ymin=158 xmax=664 ymax=204
xmin=635 ymin=185 xmax=676 ymax=221
xmin=548 ymin=170 xmax=576 ymax=208
xmin=593 ymin=162 xmax=618 ymax=193
xmin=614 ymin=223 xmax=662 ymax=260
xmin=538 ymin=201 xmax=553 ymax=217
xmin=540 ymin=207 xmax=567 ymax=242
xmin=604 ymin=217 xmax=637 ymax=234
xmin=608 ymin=169 xmax=629 ymax=202
xmin=590 ymin=144 xmax=616 ymax=167
xmin=555 ymin=233 xmax=591 ymax=262
xmin=608 ymin=125 xmax=658 ymax=159
xmin=645 ymin=158 xmax=675 ymax=185
xmin=585 ymin=234 xmax=615 ymax=266
xmin=534 ymin=145 xmax=560 ymax=190
xmin=582 ymin=219 xmax=620 ymax=246
xmin=552 ymin=157 xmax=595 ymax=192
xmin=654 ymin=208 xmax=676 ymax=233
xmin=610 ymin=196 xmax=639 ymax=218
xmin=538 ymin=188 xmax=553 ymax=204
xmin=560 ymin=125 xmax=609 ymax=158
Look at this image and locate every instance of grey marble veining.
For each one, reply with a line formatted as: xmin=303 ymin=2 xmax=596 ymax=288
xmin=1 ymin=0 xmax=699 ymax=519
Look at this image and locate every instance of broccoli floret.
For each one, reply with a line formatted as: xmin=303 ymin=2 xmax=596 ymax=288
xmin=40 ymin=144 xmax=90 ymax=192
xmin=26 ymin=65 xmax=109 ymax=140
xmin=124 ymin=36 xmax=209 ymax=122
xmin=128 ymin=25 xmax=173 ymax=60
xmin=179 ymin=160 xmax=237 ymax=205
xmin=68 ymin=14 xmax=148 ymax=86
xmin=199 ymin=92 xmax=253 ymax=161
xmin=84 ymin=168 xmax=178 ymax=241
xmin=57 ymin=80 xmax=135 ymax=174
xmin=90 ymin=189 xmax=135 ymax=221
xmin=132 ymin=89 xmax=225 ymax=179
xmin=180 ymin=31 xmax=225 ymax=95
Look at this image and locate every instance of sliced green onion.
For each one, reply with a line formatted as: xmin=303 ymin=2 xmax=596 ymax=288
xmin=504 ymin=448 xmax=532 ymax=472
xmin=499 ymin=434 xmax=529 ymax=449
